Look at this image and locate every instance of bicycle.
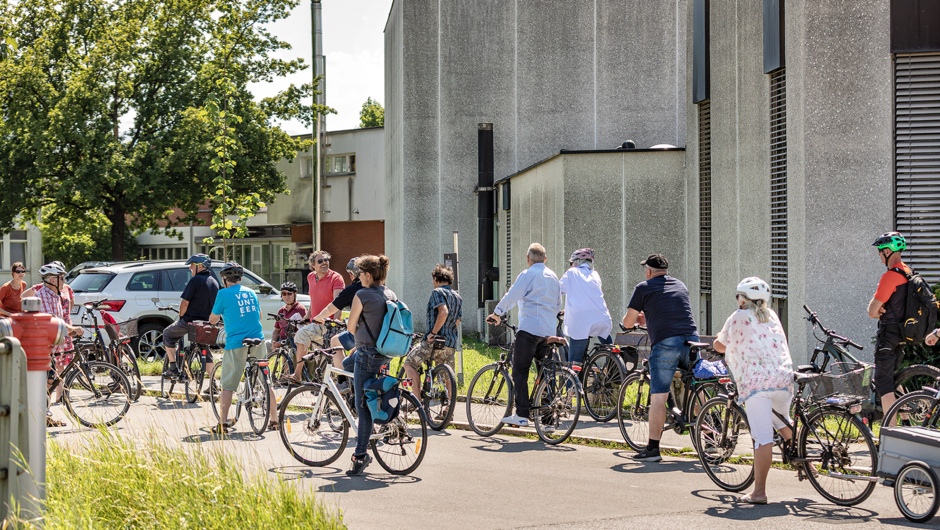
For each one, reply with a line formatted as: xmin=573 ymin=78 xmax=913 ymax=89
xmin=154 ymin=300 xmax=222 ymax=404
xmin=615 ymin=327 xmax=724 ymax=451
xmin=74 ymin=299 xmax=142 ymax=401
xmin=47 ymin=346 xmax=132 ymax=428
xmin=278 ymin=352 xmax=429 ymax=475
xmin=465 ymin=316 xmax=583 ymax=444
xmin=802 ymin=305 xmax=940 ymax=426
xmin=207 ymin=338 xmax=274 ymax=435
xmin=882 ymin=376 xmax=940 ymax=430
xmin=269 ymin=316 xmax=347 ymax=392
xmin=392 ymin=335 xmax=457 ymax=431
xmin=694 ymin=355 xmax=878 ymax=506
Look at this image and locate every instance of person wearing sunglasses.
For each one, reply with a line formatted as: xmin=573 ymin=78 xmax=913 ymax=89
xmin=0 ymin=262 xmax=27 ymax=316
xmin=272 ymin=281 xmax=306 ymax=350
xmin=307 ymin=250 xmax=345 ymax=318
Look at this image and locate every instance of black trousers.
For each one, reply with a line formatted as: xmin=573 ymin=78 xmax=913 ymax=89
xmin=511 ymin=330 xmax=551 ymax=418
xmin=874 ymin=324 xmax=906 ymax=398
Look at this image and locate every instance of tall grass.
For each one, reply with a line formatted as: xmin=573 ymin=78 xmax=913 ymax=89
xmin=10 ymin=431 xmax=345 ymax=529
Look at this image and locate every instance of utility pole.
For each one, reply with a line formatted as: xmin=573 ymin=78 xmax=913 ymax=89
xmin=311 ymin=0 xmax=324 ymax=250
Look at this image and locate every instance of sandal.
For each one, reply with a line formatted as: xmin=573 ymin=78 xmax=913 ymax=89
xmin=279 ymin=374 xmax=302 ymax=385
xmin=209 ymin=422 xmax=231 ymax=435
xmin=738 ymin=494 xmax=767 ymax=505
xmin=46 ymin=417 xmax=67 ymax=428
xmin=268 ymin=420 xmax=280 ymax=431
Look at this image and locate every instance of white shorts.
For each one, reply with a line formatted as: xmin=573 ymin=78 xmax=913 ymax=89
xmin=743 ymin=389 xmax=793 ymax=449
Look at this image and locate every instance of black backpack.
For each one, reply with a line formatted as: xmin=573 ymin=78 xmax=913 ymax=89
xmin=890 ymin=267 xmax=940 ymax=344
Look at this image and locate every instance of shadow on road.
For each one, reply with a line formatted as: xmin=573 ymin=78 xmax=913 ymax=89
xmin=47 ymin=426 xmax=125 ymax=439
xmin=466 ymin=435 xmax=576 ymax=453
xmin=150 ymin=399 xmax=202 ymax=411
xmin=270 ymin=464 xmax=422 ymax=492
xmin=692 ymin=489 xmax=881 ymax=523
xmin=182 ymin=428 xmax=266 ymax=443
xmin=609 ymin=450 xmax=704 ymax=474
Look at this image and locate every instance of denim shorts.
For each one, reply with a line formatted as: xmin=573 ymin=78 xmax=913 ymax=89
xmin=648 ymin=334 xmax=697 ymax=394
xmin=336 ymin=331 xmax=356 ymax=351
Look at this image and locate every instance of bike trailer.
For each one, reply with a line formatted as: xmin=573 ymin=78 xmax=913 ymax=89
xmin=878 ymin=426 xmax=940 ymax=479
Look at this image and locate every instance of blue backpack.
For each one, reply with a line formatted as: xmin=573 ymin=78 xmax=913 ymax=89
xmin=363 ymin=375 xmax=401 ymax=424
xmin=362 ymin=289 xmax=414 ymax=358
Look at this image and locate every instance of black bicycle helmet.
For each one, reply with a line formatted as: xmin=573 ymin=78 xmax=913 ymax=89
xmin=219 ymin=262 xmax=244 ymax=280
xmin=346 ymin=257 xmax=359 ymax=277
xmin=280 ymin=281 xmax=298 ymax=293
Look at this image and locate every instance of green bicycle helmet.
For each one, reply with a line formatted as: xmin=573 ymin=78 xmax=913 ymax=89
xmin=873 ymin=232 xmax=907 ymax=252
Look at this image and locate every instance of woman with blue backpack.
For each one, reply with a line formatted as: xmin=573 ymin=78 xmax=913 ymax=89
xmin=345 ymin=254 xmax=396 ymax=476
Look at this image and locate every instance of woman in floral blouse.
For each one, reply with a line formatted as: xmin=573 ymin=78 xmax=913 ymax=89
xmin=713 ymin=277 xmax=794 ymax=505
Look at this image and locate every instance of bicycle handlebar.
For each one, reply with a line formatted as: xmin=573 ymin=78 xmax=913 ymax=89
xmin=619 ymin=323 xmax=647 ymax=333
xmin=803 ymin=305 xmax=863 ymax=350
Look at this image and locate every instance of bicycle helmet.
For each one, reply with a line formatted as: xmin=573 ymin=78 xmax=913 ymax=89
xmin=736 ymin=277 xmax=771 ymax=304
xmin=219 ymin=262 xmax=243 ymax=280
xmin=873 ymin=232 xmax=906 ymax=253
xmin=346 ymin=257 xmax=360 ymax=277
xmin=39 ymin=263 xmax=66 ymax=278
xmin=185 ymin=253 xmax=212 ymax=268
xmin=280 ymin=281 xmax=298 ymax=293
xmin=569 ymin=248 xmax=595 ymax=262
xmin=51 ymin=260 xmax=66 ymax=270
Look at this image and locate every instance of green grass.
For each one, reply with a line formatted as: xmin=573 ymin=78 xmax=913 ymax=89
xmin=138 ymin=360 xmax=162 ymax=376
xmin=7 ymin=431 xmax=345 ymax=530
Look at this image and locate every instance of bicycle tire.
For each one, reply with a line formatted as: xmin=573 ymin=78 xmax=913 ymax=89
xmin=883 ymin=390 xmax=939 ymax=429
xmin=533 ymin=368 xmax=581 ymax=444
xmin=278 ymin=385 xmax=349 ymax=466
xmin=159 ymin=355 xmax=175 ymax=399
xmin=894 ymin=461 xmax=940 ymax=523
xmin=799 ymin=407 xmax=877 ymax=506
xmin=371 ymin=391 xmax=428 ymax=475
xmin=687 ymin=381 xmax=722 ymax=448
xmin=63 ymin=361 xmax=132 ymax=428
xmin=183 ymin=346 xmax=206 ymax=404
xmin=269 ymin=350 xmax=295 ymax=390
xmin=208 ymin=362 xmax=227 ymax=422
xmin=425 ymin=364 xmax=457 ymax=431
xmin=617 ymin=372 xmax=651 ymax=451
xmin=466 ymin=363 xmax=514 ymax=437
xmin=582 ymin=349 xmax=627 ymax=422
xmin=694 ymin=397 xmax=755 ymax=491
xmin=895 ymin=364 xmax=940 ymax=396
xmin=246 ymin=365 xmax=272 ymax=436
xmin=114 ymin=343 xmax=142 ymax=401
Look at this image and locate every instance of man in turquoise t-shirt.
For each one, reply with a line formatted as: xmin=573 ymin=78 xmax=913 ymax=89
xmin=208 ymin=262 xmax=271 ymax=434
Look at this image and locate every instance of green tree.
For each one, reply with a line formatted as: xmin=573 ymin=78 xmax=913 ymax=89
xmin=0 ymin=0 xmax=333 ymax=260
xmin=38 ymin=207 xmax=139 ymax=269
xmin=359 ymin=97 xmax=384 ymax=128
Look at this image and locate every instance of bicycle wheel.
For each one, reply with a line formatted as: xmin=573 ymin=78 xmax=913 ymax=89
xmin=799 ymin=408 xmax=877 ymax=506
xmin=425 ymin=364 xmax=457 ymax=431
xmin=63 ymin=361 xmax=132 ymax=428
xmin=533 ymin=368 xmax=581 ymax=444
xmin=466 ymin=364 xmax=513 ymax=436
xmin=159 ymin=355 xmax=175 ymax=399
xmin=883 ymin=390 xmax=938 ymax=429
xmin=114 ymin=343 xmax=142 ymax=401
xmin=208 ymin=362 xmax=224 ymax=422
xmin=617 ymin=372 xmax=651 ymax=451
xmin=694 ymin=397 xmax=755 ymax=492
xmin=582 ymin=349 xmax=627 ymax=422
xmin=183 ymin=347 xmax=206 ymax=404
xmin=371 ymin=391 xmax=428 ymax=475
xmin=687 ymin=381 xmax=722 ymax=448
xmin=895 ymin=364 xmax=940 ymax=396
xmin=894 ymin=461 xmax=940 ymax=523
xmin=246 ymin=365 xmax=271 ymax=436
xmin=269 ymin=350 xmax=295 ymax=390
xmin=278 ymin=385 xmax=349 ymax=466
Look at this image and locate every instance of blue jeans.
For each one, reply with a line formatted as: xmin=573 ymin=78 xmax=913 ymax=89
xmin=353 ymin=347 xmax=386 ymax=457
xmin=565 ymin=335 xmax=613 ymax=365
xmin=648 ymin=335 xmax=698 ymax=394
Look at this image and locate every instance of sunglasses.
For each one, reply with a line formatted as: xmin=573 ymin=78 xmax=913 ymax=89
xmin=281 ymin=291 xmax=294 ymax=296
xmin=13 ymin=269 xmax=25 ymax=274
xmin=314 ymin=258 xmax=329 ymax=264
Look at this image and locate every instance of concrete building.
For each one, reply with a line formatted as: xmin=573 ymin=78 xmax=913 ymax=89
xmin=0 ymin=225 xmax=43 ymax=287
xmin=138 ymin=126 xmax=386 ymax=289
xmin=386 ymin=0 xmax=940 ymax=362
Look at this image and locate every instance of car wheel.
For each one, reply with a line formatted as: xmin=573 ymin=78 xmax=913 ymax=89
xmin=137 ymin=323 xmax=167 ymax=363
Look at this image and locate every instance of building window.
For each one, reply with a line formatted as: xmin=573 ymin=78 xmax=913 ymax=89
xmin=141 ymin=247 xmax=186 ymax=260
xmin=9 ymin=230 xmax=27 ymax=269
xmin=301 ymin=157 xmax=313 ymax=180
xmin=896 ymin=52 xmax=940 ymax=284
xmin=699 ymin=100 xmax=712 ymax=334
xmin=326 ymin=154 xmax=356 ymax=175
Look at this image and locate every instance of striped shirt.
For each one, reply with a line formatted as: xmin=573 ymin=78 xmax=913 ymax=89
xmin=34 ymin=285 xmax=73 ymax=354
xmin=426 ymin=285 xmax=463 ymax=349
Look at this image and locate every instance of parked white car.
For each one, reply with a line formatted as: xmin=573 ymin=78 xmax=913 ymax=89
xmin=69 ymin=260 xmax=309 ymax=361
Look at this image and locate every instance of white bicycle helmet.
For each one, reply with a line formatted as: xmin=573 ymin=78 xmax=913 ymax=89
xmin=736 ymin=277 xmax=771 ymax=303
xmin=39 ymin=263 xmax=66 ymax=278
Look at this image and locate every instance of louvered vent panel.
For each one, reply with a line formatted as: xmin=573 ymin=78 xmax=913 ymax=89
xmin=506 ymin=209 xmax=512 ymax=287
xmin=699 ymin=101 xmax=712 ymax=293
xmin=770 ymin=69 xmax=788 ymax=298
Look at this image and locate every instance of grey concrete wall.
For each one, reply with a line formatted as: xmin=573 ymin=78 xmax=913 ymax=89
xmin=384 ymin=0 xmax=404 ymax=296
xmin=269 ymin=144 xmax=313 ymax=226
xmin=786 ymin=0 xmax=894 ymax=362
xmin=324 ymin=127 xmax=385 ymax=222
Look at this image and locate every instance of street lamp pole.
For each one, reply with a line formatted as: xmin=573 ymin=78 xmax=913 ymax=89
xmin=311 ymin=0 xmax=324 ymax=251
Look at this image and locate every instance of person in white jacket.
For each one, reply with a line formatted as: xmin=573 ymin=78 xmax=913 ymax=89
xmin=559 ymin=248 xmax=613 ymax=365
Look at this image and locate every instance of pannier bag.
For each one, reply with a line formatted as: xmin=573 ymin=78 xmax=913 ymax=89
xmin=363 ymin=375 xmax=402 ymax=425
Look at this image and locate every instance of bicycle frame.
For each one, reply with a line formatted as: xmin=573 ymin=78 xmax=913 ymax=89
xmin=308 ymin=363 xmax=394 ymax=442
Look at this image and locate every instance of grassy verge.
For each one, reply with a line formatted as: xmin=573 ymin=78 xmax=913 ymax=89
xmin=138 ymin=360 xmax=162 ymax=376
xmin=7 ymin=431 xmax=345 ymax=529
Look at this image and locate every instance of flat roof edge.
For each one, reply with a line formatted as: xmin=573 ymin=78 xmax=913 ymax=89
xmin=495 ymin=147 xmax=686 ymax=185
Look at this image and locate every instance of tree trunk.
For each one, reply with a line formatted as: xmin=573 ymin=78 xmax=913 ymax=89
xmin=109 ymin=204 xmax=126 ymax=261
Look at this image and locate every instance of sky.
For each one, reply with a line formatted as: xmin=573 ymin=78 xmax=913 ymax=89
xmin=251 ymin=0 xmax=393 ymax=134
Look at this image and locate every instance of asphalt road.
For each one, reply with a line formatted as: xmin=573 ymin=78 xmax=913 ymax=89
xmin=48 ymin=389 xmax=939 ymax=530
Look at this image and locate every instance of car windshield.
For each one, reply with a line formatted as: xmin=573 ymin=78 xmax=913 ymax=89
xmin=70 ymin=272 xmax=115 ymax=293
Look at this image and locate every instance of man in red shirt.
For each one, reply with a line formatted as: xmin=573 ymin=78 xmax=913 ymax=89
xmin=867 ymin=231 xmax=911 ymax=420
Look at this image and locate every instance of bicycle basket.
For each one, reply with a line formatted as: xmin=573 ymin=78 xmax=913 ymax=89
xmin=187 ymin=321 xmax=223 ymax=346
xmin=105 ymin=318 xmax=139 ymax=340
xmin=804 ymin=362 xmax=872 ymax=404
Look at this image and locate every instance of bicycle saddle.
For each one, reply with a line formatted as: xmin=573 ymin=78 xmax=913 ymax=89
xmin=793 ymin=372 xmax=817 ymax=385
xmin=242 ymin=338 xmax=263 ymax=347
xmin=686 ymin=341 xmax=710 ymax=349
xmin=546 ymin=336 xmax=567 ymax=345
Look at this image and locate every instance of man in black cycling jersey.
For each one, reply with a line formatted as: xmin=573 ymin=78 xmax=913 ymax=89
xmin=165 ymin=254 xmax=219 ymax=379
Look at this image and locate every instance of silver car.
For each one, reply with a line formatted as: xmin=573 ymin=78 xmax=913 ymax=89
xmin=69 ymin=260 xmax=309 ymax=361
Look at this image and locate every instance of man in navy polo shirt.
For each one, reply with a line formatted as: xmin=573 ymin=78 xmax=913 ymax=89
xmin=165 ymin=254 xmax=220 ymax=379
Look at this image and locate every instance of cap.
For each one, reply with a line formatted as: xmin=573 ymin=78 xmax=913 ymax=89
xmin=640 ymin=254 xmax=668 ymax=269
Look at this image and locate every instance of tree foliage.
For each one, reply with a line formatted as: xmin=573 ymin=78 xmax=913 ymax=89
xmin=0 ymin=0 xmax=333 ymax=261
xmin=359 ymin=97 xmax=384 ymax=128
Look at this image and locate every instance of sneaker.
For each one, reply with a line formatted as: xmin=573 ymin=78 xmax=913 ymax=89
xmin=346 ymin=454 xmax=372 ymax=476
xmin=541 ymin=423 xmax=556 ymax=434
xmin=165 ymin=365 xmax=180 ymax=380
xmin=501 ymin=414 xmax=530 ymax=427
xmin=632 ymin=447 xmax=662 ymax=462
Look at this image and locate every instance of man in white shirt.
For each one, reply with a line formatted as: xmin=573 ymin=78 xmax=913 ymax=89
xmin=560 ymin=248 xmax=613 ymax=364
